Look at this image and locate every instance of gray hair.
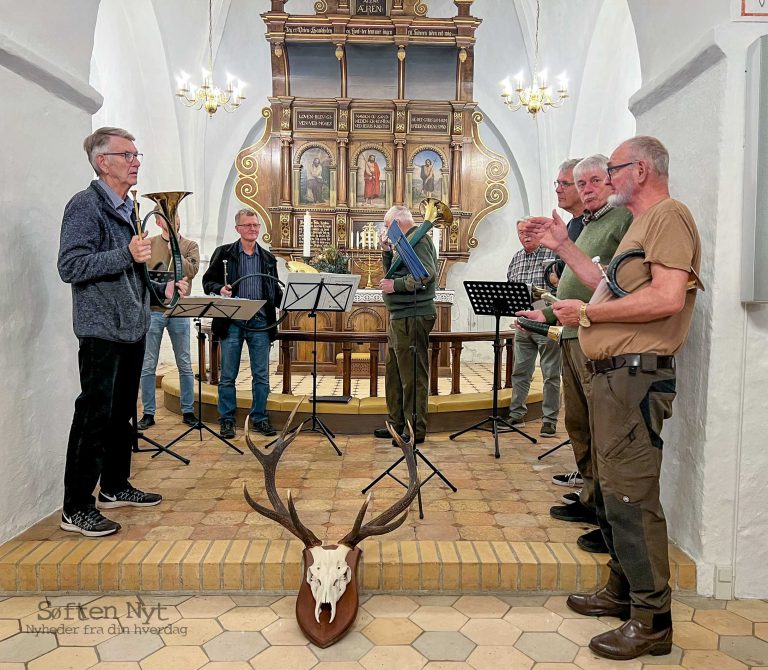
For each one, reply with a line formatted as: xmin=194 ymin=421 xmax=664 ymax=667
xmin=384 ymin=205 xmax=414 ymax=225
xmin=234 ymin=208 xmax=259 ymax=225
xmin=573 ymin=154 xmax=609 ymax=180
xmin=624 ymin=136 xmax=669 ymax=177
xmin=83 ymin=127 xmax=135 ymax=175
xmin=557 ymin=158 xmax=583 ymax=174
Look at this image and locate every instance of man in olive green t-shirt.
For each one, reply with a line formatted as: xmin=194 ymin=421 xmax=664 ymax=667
xmin=516 ymin=154 xmax=632 ymax=555
xmin=374 ymin=205 xmax=437 ymax=443
xmin=524 ymin=137 xmax=702 ymax=661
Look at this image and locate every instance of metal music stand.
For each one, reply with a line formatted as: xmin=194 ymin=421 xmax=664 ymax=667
xmin=132 ymin=409 xmax=189 ymax=465
xmin=154 ymin=296 xmax=266 ymax=459
xmin=269 ymin=272 xmax=361 ymax=456
xmin=449 ymin=281 xmax=538 ymax=458
xmin=538 ymin=438 xmax=572 ymax=460
xmin=362 ymin=225 xmax=456 ymax=519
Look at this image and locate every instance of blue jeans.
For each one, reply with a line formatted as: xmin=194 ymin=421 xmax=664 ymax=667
xmin=218 ymin=317 xmax=271 ymax=423
xmin=140 ymin=311 xmax=194 ymax=415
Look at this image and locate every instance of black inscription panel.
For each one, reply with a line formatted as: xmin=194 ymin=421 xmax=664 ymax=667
xmin=408 ymin=112 xmax=450 ymax=134
xmin=285 ymin=25 xmax=334 ymax=35
xmin=346 ymin=26 xmax=395 ymax=36
xmin=407 ymin=27 xmax=456 ymax=37
xmin=354 ymin=0 xmax=387 ymax=16
xmin=352 ymin=111 xmax=393 ymax=132
xmin=295 ymin=110 xmax=337 ymax=131
xmin=298 ymin=218 xmax=333 ymax=249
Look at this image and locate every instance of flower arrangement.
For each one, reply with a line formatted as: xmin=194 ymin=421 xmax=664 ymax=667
xmin=309 ymin=245 xmax=350 ymax=274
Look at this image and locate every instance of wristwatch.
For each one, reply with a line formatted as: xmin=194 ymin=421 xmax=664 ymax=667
xmin=579 ymin=302 xmax=592 ymax=328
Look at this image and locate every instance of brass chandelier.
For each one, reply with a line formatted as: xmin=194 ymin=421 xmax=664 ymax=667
xmin=501 ymin=0 xmax=568 ymax=118
xmin=175 ymin=0 xmax=245 ymax=116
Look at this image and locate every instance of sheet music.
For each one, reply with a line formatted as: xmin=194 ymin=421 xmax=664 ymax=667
xmin=281 ymin=273 xmax=361 ymax=312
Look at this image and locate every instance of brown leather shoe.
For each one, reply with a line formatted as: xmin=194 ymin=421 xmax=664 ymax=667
xmin=589 ymin=618 xmax=673 ymax=660
xmin=566 ymin=587 xmax=631 ymax=620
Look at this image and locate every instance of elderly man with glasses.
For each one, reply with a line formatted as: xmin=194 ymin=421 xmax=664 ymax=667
xmin=516 ymin=155 xmax=632 ymax=554
xmin=523 ymin=136 xmax=702 ymax=661
xmin=202 ymin=209 xmax=283 ymax=439
xmin=57 ymin=127 xmax=188 ymax=537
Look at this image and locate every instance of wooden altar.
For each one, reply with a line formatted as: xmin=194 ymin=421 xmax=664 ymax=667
xmin=233 ymin=0 xmax=509 ymax=289
xmin=279 ymin=288 xmax=454 ymax=374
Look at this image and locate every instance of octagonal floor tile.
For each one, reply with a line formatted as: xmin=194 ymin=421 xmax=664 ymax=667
xmin=140 ymin=645 xmax=208 ymax=670
xmin=693 ymin=610 xmax=752 ymax=636
xmin=360 ymin=645 xmax=426 ymax=670
xmin=177 ymin=596 xmax=236 ymax=619
xmin=412 ymin=631 xmax=475 ymax=661
xmin=27 ymin=646 xmax=97 ymax=670
xmin=250 ymin=645 xmax=318 ymax=669
xmin=673 ymin=621 xmax=719 ymax=650
xmin=97 ymin=632 xmax=163 ymax=662
xmin=572 ymin=647 xmax=642 ymax=670
xmin=452 ymin=596 xmax=509 ymax=619
xmin=556 ymin=619 xmax=611 ymax=647
xmin=680 ymin=649 xmax=748 ymax=669
xmin=261 ymin=618 xmax=310 ymax=646
xmin=726 ymin=600 xmax=768 ymax=622
xmin=269 ymin=596 xmax=298 ymax=618
xmin=362 ymin=618 xmax=423 ymax=645
xmin=203 ymin=631 xmax=268 ymax=661
xmin=410 ymin=607 xmax=468 ymax=632
xmin=311 ymin=632 xmax=374 ymax=662
xmin=218 ymin=607 xmax=278 ymax=632
xmin=504 ymin=607 xmax=563 ymax=632
xmin=465 ymin=645 xmax=534 ymax=670
xmin=719 ymin=635 xmax=768 ymax=666
xmin=161 ymin=618 xmax=222 ymax=646
xmin=515 ymin=632 xmax=578 ymax=663
xmin=460 ymin=618 xmax=522 ymax=646
xmin=363 ymin=596 xmax=419 ymax=618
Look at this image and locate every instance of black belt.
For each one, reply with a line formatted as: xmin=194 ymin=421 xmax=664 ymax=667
xmin=587 ymin=354 xmax=675 ymax=374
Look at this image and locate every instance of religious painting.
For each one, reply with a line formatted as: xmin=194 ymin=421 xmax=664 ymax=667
xmin=411 ymin=149 xmax=443 ymax=203
xmin=356 ymin=149 xmax=387 ymax=208
xmin=299 ymin=146 xmax=333 ymax=205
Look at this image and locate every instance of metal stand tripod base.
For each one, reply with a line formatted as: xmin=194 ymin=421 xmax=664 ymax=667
xmin=158 ymin=420 xmax=243 ymax=457
xmin=266 ymin=412 xmax=341 ymax=455
xmin=538 ymin=438 xmax=571 ymax=460
xmin=362 ymin=444 xmax=458 ymax=520
xmin=133 ymin=431 xmax=191 ymax=465
xmin=449 ymin=415 xmax=537 ymax=459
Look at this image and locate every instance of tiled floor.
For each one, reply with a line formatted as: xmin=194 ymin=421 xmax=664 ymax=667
xmin=20 ymin=391 xmax=588 ymax=544
xmin=1 ymin=593 xmax=768 ymax=669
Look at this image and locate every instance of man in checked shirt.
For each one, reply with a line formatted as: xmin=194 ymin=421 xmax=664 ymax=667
xmin=506 ymin=219 xmax=561 ymax=436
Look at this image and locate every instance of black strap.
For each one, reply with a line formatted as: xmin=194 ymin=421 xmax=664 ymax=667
xmin=138 ymin=210 xmax=183 ymax=308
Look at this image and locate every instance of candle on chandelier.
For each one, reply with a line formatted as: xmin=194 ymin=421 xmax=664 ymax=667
xmin=303 ymin=212 xmax=311 ymax=258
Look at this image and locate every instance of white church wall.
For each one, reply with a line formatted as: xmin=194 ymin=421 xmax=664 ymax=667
xmin=0 ymin=7 xmax=102 ymax=543
xmin=628 ymin=15 xmax=768 ymax=597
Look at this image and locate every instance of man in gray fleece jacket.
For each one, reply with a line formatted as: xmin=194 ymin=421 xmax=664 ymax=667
xmin=57 ymin=127 xmax=187 ymax=537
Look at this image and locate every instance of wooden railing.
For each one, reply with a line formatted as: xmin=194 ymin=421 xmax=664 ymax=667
xmin=201 ymin=326 xmax=516 ymax=396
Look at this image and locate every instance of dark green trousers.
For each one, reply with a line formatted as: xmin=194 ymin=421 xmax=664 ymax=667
xmin=590 ymin=364 xmax=676 ymax=623
xmin=561 ymin=339 xmax=594 ymax=510
xmin=385 ymin=315 xmax=435 ymax=439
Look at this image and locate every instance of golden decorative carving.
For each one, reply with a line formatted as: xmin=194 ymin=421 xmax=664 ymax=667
xmin=458 ymin=47 xmax=467 ymax=63
xmin=274 ymin=43 xmax=284 ymax=58
xmin=415 ymin=2 xmax=428 ymax=16
xmin=397 ymin=46 xmax=406 ymax=61
xmin=467 ymin=111 xmax=509 ymax=247
xmin=235 ymin=108 xmax=274 ymax=241
xmin=281 ymin=107 xmax=292 ymax=130
xmin=280 ymin=212 xmax=291 ymax=244
xmin=336 ymin=212 xmax=348 ymax=246
xmin=339 ymin=109 xmax=349 ymax=131
xmin=314 ymin=0 xmax=329 ymax=13
xmin=453 ymin=111 xmax=463 ymax=134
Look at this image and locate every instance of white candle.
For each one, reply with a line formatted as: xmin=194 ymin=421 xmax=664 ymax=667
xmin=433 ymin=227 xmax=441 ymax=258
xmin=303 ymin=211 xmax=311 ymax=257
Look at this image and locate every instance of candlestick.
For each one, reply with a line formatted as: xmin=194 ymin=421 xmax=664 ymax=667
xmin=303 ymin=212 xmax=311 ymax=258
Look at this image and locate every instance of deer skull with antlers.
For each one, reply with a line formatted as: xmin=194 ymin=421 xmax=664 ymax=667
xmin=243 ymin=405 xmax=420 ymax=648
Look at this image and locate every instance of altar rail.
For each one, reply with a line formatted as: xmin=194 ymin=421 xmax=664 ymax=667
xmin=201 ymin=327 xmax=516 ymax=397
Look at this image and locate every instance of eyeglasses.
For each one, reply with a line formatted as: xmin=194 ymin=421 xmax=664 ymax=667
xmin=553 ymin=180 xmax=575 ymax=189
xmin=606 ymin=161 xmax=637 ymax=177
xmin=100 ymin=151 xmax=143 ymax=163
xmin=236 ymin=223 xmax=260 ymax=229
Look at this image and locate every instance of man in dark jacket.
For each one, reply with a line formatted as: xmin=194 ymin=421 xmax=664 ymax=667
xmin=373 ymin=205 xmax=437 ymax=444
xmin=202 ymin=209 xmax=283 ymax=439
xmin=58 ymin=127 xmax=187 ymax=537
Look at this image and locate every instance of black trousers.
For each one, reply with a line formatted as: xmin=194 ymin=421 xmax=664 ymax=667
xmin=63 ymin=337 xmax=145 ymax=513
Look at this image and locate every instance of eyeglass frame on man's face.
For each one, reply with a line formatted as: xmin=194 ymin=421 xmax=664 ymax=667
xmin=100 ymin=151 xmax=143 ymax=164
xmin=236 ymin=222 xmax=261 ymax=229
xmin=553 ymin=180 xmax=575 ymax=189
xmin=606 ymin=160 xmax=637 ymax=178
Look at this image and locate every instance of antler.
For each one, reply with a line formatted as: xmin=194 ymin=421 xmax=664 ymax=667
xmin=243 ymin=401 xmax=322 ymax=547
xmin=339 ymin=422 xmax=421 ymax=548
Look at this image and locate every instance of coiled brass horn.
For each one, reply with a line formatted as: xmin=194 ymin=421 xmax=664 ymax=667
xmin=419 ymin=198 xmax=453 ymax=228
xmin=142 ymin=191 xmax=191 ymax=235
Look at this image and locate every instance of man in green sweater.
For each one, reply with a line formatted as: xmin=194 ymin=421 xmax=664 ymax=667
xmin=517 ymin=155 xmax=632 ymax=553
xmin=373 ymin=205 xmax=437 ymax=444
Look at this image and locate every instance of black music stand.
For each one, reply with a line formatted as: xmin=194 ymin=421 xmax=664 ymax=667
xmin=268 ymin=272 xmax=360 ymax=455
xmin=362 ymin=225 xmax=456 ymax=519
xmin=449 ymin=281 xmax=538 ymax=458
xmin=132 ymin=409 xmax=189 ymax=465
xmin=538 ymin=438 xmax=572 ymax=460
xmin=153 ymin=296 xmax=266 ymax=459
